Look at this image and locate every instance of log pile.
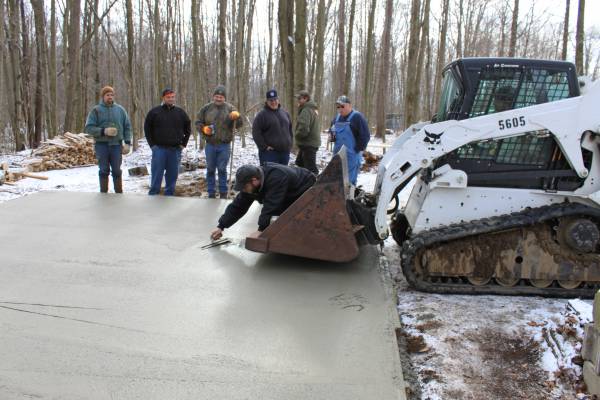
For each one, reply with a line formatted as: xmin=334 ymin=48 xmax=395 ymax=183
xmin=24 ymin=132 xmax=96 ymax=172
xmin=0 ymin=162 xmax=48 ymax=185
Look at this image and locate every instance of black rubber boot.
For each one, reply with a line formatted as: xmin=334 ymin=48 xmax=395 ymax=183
xmin=114 ymin=176 xmax=123 ymax=193
xmin=100 ymin=176 xmax=109 ymax=193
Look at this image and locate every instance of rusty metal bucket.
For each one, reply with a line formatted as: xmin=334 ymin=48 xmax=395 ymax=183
xmin=244 ymin=148 xmax=361 ymax=262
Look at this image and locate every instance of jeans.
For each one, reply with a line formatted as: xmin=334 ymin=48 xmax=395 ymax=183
xmin=205 ymin=142 xmax=231 ymax=195
xmin=295 ymin=145 xmax=318 ymax=175
xmin=149 ymin=146 xmax=181 ymax=196
xmin=259 ymin=149 xmax=290 ymax=165
xmin=94 ymin=142 xmax=122 ymax=178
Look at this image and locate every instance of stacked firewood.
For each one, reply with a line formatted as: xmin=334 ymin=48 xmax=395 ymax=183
xmin=24 ymin=132 xmax=96 ymax=172
xmin=0 ymin=162 xmax=47 ymax=186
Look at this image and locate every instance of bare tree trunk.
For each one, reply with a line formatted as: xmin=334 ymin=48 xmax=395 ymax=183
xmin=126 ymin=0 xmax=139 ymax=148
xmin=433 ymin=0 xmax=449 ymax=110
xmin=229 ymin=0 xmax=237 ymax=90
xmin=361 ymin=0 xmax=376 ymax=121
xmin=294 ymin=0 xmax=307 ymax=96
xmin=195 ymin=0 xmax=209 ymax=100
xmin=7 ymin=0 xmax=24 ymax=149
xmin=63 ymin=0 xmax=81 ymax=133
xmin=403 ymin=0 xmax=421 ymax=129
xmin=242 ymin=0 xmax=256 ymax=113
xmin=498 ymin=3 xmax=506 ymax=57
xmin=415 ymin=0 xmax=430 ymax=120
xmin=313 ymin=0 xmax=327 ymax=106
xmin=508 ymin=0 xmax=519 ymax=57
xmin=234 ymin=0 xmax=247 ymax=106
xmin=575 ymin=0 xmax=585 ymax=74
xmin=19 ymin=0 xmax=32 ymax=145
xmin=31 ymin=0 xmax=47 ymax=148
xmin=456 ymin=0 xmax=463 ymax=58
xmin=336 ymin=0 xmax=346 ymax=96
xmin=218 ymin=0 xmax=227 ymax=85
xmin=153 ymin=0 xmax=164 ymax=93
xmin=561 ymin=0 xmax=570 ymax=60
xmin=266 ymin=0 xmax=274 ymax=88
xmin=343 ymin=0 xmax=355 ymax=95
xmin=79 ymin=0 xmax=92 ymax=130
xmin=92 ymin=0 xmax=100 ymax=101
xmin=424 ymin=39 xmax=433 ymax=118
xmin=48 ymin=0 xmax=57 ymax=138
xmin=376 ymin=0 xmax=393 ymax=139
xmin=278 ymin=0 xmax=294 ymax=110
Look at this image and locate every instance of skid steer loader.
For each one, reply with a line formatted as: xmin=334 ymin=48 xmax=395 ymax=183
xmin=245 ymin=57 xmax=600 ymax=298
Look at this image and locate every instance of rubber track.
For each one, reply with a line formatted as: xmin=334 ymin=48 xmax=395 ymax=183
xmin=400 ymin=202 xmax=600 ymax=298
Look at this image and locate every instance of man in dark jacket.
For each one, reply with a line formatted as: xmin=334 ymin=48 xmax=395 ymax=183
xmin=210 ymin=163 xmax=316 ymax=240
xmin=252 ymin=89 xmax=293 ymax=165
xmin=144 ymin=88 xmax=191 ymax=195
xmin=85 ymin=86 xmax=132 ymax=193
xmin=294 ymin=90 xmax=321 ymax=175
xmin=196 ymin=85 xmax=243 ymax=199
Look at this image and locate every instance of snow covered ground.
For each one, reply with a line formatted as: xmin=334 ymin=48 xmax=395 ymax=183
xmin=0 ymin=132 xmax=595 ymax=399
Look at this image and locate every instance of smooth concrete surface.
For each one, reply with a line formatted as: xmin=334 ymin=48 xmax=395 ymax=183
xmin=0 ymin=192 xmax=405 ymax=400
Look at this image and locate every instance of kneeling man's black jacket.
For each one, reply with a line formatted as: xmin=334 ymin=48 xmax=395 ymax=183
xmin=217 ymin=163 xmax=316 ymax=231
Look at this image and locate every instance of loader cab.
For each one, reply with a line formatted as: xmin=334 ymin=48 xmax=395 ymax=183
xmin=434 ymin=58 xmax=590 ymax=192
xmin=435 ymin=58 xmax=580 ymax=122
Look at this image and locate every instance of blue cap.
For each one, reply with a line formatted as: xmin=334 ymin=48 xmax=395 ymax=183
xmin=266 ymin=89 xmax=278 ymax=100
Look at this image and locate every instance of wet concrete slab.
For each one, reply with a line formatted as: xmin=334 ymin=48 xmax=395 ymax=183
xmin=0 ymin=192 xmax=405 ymax=399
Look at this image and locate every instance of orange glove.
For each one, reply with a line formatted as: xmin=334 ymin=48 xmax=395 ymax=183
xmin=202 ymin=125 xmax=213 ymax=135
xmin=229 ymin=111 xmax=240 ymax=120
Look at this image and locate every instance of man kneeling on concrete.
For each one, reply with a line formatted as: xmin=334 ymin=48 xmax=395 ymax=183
xmin=210 ymin=164 xmax=316 ymax=240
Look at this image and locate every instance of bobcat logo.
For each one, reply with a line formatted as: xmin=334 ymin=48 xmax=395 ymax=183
xmin=423 ymin=129 xmax=444 ymax=145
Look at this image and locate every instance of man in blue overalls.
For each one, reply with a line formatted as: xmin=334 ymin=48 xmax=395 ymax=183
xmin=329 ymin=96 xmax=371 ymax=185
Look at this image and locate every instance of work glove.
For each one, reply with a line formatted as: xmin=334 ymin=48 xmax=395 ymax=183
xmin=229 ymin=111 xmax=240 ymax=120
xmin=105 ymin=127 xmax=118 ymax=137
xmin=202 ymin=125 xmax=214 ymax=136
xmin=121 ymin=143 xmax=130 ymax=155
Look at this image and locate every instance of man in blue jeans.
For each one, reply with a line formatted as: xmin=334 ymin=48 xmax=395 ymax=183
xmin=195 ymin=85 xmax=243 ymax=199
xmin=144 ymin=88 xmax=191 ymax=196
xmin=251 ymin=89 xmax=293 ymax=166
xmin=85 ymin=86 xmax=132 ymax=193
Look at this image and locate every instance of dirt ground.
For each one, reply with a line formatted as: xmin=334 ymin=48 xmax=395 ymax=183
xmin=383 ymin=240 xmax=593 ymax=400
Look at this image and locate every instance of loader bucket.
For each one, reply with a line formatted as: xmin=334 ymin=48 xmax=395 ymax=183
xmin=245 ymin=148 xmax=361 ymax=262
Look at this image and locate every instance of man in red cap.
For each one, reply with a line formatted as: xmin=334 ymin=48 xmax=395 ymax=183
xmin=144 ymin=88 xmax=191 ymax=195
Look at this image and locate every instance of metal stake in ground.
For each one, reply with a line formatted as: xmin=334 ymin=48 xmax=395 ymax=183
xmin=226 ymin=126 xmax=237 ymax=199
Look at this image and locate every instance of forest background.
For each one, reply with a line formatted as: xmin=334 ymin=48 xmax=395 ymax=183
xmin=0 ymin=0 xmax=598 ymax=153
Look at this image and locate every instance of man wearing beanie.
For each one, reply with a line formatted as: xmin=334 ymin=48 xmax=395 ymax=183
xmin=251 ymin=89 xmax=293 ymax=165
xmin=84 ymin=86 xmax=133 ymax=193
xmin=144 ymin=88 xmax=191 ymax=196
xmin=195 ymin=85 xmax=243 ymax=199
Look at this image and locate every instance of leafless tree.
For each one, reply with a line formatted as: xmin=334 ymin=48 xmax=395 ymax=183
xmin=575 ymin=0 xmax=585 ymax=73
xmin=375 ymin=0 xmax=393 ymax=139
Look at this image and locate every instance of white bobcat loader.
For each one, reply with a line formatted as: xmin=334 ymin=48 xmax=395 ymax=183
xmin=245 ymin=58 xmax=600 ymax=297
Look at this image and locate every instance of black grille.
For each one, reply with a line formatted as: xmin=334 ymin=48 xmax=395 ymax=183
xmin=469 ymin=68 xmax=571 ymax=118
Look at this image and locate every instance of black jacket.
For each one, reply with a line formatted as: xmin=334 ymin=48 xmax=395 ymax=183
xmin=217 ymin=163 xmax=316 ymax=231
xmin=251 ymin=105 xmax=293 ymax=152
xmin=144 ymin=104 xmax=191 ymax=147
